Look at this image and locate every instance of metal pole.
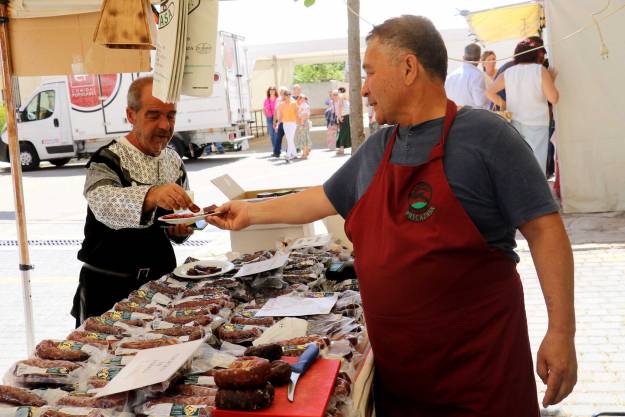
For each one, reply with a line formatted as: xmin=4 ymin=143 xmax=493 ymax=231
xmin=0 ymin=0 xmax=36 ymax=353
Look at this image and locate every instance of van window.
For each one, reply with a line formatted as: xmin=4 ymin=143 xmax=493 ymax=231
xmin=24 ymin=90 xmax=55 ymax=121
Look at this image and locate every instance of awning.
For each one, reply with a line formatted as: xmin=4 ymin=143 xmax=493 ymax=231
xmin=8 ymin=0 xmax=101 ymax=18
xmin=463 ymin=2 xmax=545 ymax=43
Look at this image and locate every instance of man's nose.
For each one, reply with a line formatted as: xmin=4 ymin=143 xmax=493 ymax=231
xmin=157 ymin=115 xmax=172 ymax=129
xmin=361 ymin=81 xmax=369 ymax=98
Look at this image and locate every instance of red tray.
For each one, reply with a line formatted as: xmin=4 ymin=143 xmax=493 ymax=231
xmin=212 ymin=357 xmax=341 ymax=417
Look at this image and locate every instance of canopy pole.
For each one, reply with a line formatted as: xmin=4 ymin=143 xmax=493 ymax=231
xmin=0 ymin=0 xmax=36 ymax=353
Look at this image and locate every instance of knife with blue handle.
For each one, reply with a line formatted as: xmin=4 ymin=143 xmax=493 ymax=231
xmin=287 ymin=343 xmax=320 ymax=402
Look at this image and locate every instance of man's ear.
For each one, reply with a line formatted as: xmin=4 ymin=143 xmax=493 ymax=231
xmin=403 ymin=54 xmax=420 ymax=86
xmin=126 ymin=107 xmax=136 ymax=126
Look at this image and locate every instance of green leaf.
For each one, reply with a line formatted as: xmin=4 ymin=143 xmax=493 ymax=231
xmin=304 ymin=0 xmax=315 ymax=7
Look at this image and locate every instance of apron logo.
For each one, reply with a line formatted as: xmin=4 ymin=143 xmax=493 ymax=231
xmin=406 ymin=182 xmax=436 ymax=222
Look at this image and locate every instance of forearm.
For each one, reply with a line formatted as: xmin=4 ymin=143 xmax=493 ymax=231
xmin=249 ymin=186 xmax=337 ymax=225
xmin=486 ymin=89 xmax=504 ymax=107
xmin=521 ymin=213 xmax=575 ymax=335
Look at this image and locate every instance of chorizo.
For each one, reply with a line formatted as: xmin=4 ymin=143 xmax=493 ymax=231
xmin=269 ymin=360 xmax=291 ymax=386
xmin=213 ymin=356 xmax=270 ymax=389
xmin=35 ymin=340 xmax=90 ymax=361
xmin=215 ymin=382 xmax=274 ymax=411
xmin=243 ymin=343 xmax=283 ymax=361
xmin=119 ymin=338 xmax=179 ymax=350
xmin=66 ymin=331 xmax=118 ymax=347
xmin=57 ymin=392 xmax=127 ymax=409
xmin=0 ymin=385 xmax=46 ymax=406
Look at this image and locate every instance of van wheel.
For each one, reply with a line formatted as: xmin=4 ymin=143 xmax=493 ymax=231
xmin=20 ymin=142 xmax=40 ymax=171
xmin=167 ymin=136 xmax=185 ymax=158
xmin=50 ymin=157 xmax=71 ymax=167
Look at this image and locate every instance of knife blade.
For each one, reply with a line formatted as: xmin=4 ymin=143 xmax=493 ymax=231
xmin=287 ymin=343 xmax=319 ymax=402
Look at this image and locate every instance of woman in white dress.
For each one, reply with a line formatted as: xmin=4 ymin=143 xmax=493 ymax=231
xmin=486 ymin=38 xmax=559 ymax=176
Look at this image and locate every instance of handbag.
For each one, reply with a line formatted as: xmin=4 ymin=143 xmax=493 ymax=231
xmin=492 ymin=102 xmax=512 ymax=123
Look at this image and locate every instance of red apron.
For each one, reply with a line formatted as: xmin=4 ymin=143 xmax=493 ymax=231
xmin=345 ymin=100 xmax=540 ymax=416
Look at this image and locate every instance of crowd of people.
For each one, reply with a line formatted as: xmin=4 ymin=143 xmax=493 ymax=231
xmin=263 ymin=84 xmax=313 ymax=162
xmin=263 ymin=84 xmax=353 ymax=161
xmin=445 ymin=38 xmax=559 ymax=179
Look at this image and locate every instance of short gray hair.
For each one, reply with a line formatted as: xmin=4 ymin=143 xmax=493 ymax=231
xmin=464 ymin=43 xmax=481 ymax=63
xmin=127 ymin=76 xmax=153 ymax=111
xmin=366 ymin=15 xmax=448 ymax=82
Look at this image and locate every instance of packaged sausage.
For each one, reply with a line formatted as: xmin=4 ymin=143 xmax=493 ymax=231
xmin=10 ymin=359 xmax=84 ymax=388
xmin=35 ymin=340 xmax=104 ymax=363
xmin=0 ymin=384 xmax=46 ymax=406
xmin=66 ymin=332 xmax=119 ymax=348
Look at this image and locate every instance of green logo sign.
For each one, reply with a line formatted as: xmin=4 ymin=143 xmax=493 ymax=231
xmin=406 ymin=182 xmax=436 ymax=222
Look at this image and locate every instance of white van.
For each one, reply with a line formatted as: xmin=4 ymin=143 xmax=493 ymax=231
xmin=0 ymin=31 xmax=253 ymax=170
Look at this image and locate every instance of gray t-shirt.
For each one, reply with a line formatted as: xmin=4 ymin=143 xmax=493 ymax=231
xmin=323 ymin=107 xmax=558 ymax=262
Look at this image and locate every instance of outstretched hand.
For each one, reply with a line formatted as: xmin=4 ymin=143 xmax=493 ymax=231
xmin=205 ymin=200 xmax=251 ymax=231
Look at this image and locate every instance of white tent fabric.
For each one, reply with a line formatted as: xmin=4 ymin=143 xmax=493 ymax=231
xmin=545 ymin=0 xmax=625 ymax=213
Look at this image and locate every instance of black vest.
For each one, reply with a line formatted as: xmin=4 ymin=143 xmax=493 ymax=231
xmin=77 ymin=143 xmax=177 ymax=276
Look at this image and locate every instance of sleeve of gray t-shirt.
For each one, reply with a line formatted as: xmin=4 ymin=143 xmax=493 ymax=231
xmin=483 ymin=119 xmax=558 ymax=228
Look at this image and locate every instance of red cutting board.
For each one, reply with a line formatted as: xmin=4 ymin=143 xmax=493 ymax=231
xmin=212 ymin=357 xmax=341 ymax=417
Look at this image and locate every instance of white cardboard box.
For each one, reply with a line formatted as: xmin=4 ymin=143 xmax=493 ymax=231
xmin=211 ymin=174 xmax=315 ymax=253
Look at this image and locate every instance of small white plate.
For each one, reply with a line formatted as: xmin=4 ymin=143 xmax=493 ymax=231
xmin=173 ymin=260 xmax=235 ymax=279
xmin=158 ymin=211 xmax=206 ymax=225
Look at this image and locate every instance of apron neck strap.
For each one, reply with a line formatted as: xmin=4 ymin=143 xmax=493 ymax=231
xmin=427 ymin=99 xmax=458 ymax=161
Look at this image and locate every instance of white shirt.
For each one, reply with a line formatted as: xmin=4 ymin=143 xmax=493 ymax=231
xmin=445 ymin=63 xmax=488 ymax=109
xmin=504 ymin=63 xmax=549 ymax=126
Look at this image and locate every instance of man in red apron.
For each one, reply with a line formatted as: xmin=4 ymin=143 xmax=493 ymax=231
xmin=208 ymin=15 xmax=577 ymax=416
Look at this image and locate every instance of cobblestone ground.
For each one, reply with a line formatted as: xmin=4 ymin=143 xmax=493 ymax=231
xmin=520 ymin=244 xmax=625 ymax=417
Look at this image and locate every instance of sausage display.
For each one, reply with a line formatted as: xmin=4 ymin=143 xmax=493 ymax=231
xmin=213 ymin=357 xmax=270 ymax=390
xmin=269 ymin=360 xmax=292 ymax=386
xmin=35 ymin=340 xmax=90 ymax=362
xmin=171 ymin=300 xmax=222 ymax=311
xmin=215 ymin=382 xmax=274 ymax=411
xmin=0 ymin=385 xmax=47 ymax=406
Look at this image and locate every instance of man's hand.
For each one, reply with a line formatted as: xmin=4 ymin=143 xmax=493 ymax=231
xmin=205 ymin=201 xmax=251 ymax=231
xmin=144 ymin=184 xmax=200 ymax=213
xmin=167 ymin=223 xmax=194 ymax=238
xmin=537 ymin=329 xmax=577 ymax=407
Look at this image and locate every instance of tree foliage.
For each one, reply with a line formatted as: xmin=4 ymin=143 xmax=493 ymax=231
xmin=293 ymin=62 xmax=345 ymax=84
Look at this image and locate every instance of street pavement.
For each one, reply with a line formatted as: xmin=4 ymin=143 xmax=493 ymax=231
xmin=1 ymin=134 xmax=625 ymax=416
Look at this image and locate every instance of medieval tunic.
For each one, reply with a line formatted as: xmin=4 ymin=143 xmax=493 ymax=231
xmin=71 ymin=137 xmax=188 ymax=325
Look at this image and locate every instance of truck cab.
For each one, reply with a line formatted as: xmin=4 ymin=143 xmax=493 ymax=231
xmin=2 ymin=80 xmax=75 ymax=170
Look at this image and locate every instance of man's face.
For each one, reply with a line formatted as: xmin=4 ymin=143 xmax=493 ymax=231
xmin=292 ymin=86 xmax=301 ymax=97
xmin=127 ymin=84 xmax=177 ymax=157
xmin=361 ymin=38 xmax=404 ymax=126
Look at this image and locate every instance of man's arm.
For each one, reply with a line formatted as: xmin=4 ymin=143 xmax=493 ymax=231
xmin=519 ymin=213 xmax=577 ymax=407
xmin=206 ymin=186 xmax=337 ymax=231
